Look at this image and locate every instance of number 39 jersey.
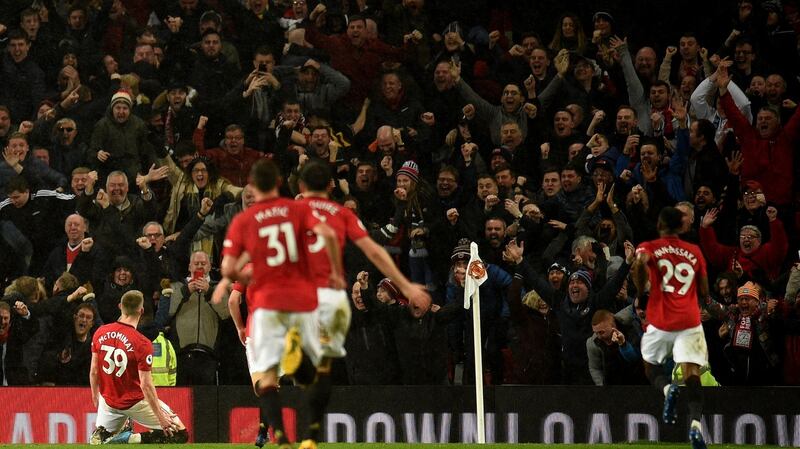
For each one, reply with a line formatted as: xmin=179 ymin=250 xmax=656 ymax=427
xmin=636 ymin=235 xmax=707 ymax=331
xmin=91 ymin=322 xmax=153 ymax=410
xmin=223 ymin=197 xmax=320 ymax=312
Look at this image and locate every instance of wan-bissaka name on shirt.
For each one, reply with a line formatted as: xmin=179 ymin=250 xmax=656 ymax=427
xmin=654 ymin=245 xmax=698 ymax=265
xmin=254 ymin=206 xmax=289 ymax=223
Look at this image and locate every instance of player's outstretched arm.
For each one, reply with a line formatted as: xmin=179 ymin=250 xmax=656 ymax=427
xmin=228 ymin=289 xmax=247 ymax=346
xmin=90 ymin=353 xmax=100 ymax=409
xmin=139 ymin=370 xmax=175 ymax=436
xmin=354 ymin=236 xmax=432 ymax=311
xmin=697 ymin=274 xmax=710 ymax=307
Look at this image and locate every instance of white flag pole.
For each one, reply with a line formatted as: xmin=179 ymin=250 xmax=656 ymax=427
xmin=471 ymin=283 xmax=485 ymax=444
xmin=463 ymin=242 xmax=487 ymax=444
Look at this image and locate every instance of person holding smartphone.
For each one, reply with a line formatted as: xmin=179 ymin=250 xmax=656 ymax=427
xmin=164 ymin=251 xmax=230 ymax=386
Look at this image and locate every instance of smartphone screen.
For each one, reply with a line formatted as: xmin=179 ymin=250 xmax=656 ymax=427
xmin=193 ymin=270 xmax=204 ymax=281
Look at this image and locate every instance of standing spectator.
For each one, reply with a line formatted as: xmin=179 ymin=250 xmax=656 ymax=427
xmin=194 ymin=119 xmax=267 ymax=187
xmin=719 ymin=281 xmax=782 ymax=385
xmin=304 ymin=13 xmax=409 ymax=112
xmin=0 ymin=30 xmax=46 ymax=124
xmin=0 ymin=295 xmax=39 ymax=385
xmin=586 ymin=309 xmax=646 ymax=385
xmin=167 ymin=251 xmax=229 ymax=385
xmin=36 ymin=302 xmax=96 ymax=385
xmin=700 ymin=207 xmax=788 ymax=283
xmin=717 ymin=68 xmax=800 ymax=208
xmin=89 ymin=91 xmax=155 ymax=182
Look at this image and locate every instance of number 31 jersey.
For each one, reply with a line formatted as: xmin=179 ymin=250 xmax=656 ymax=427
xmin=223 ymin=197 xmax=320 ymax=312
xmin=91 ymin=322 xmax=153 ymax=409
xmin=636 ymin=235 xmax=707 ymax=331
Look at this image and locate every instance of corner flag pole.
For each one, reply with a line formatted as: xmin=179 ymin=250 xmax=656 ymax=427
xmin=464 ymin=242 xmax=488 ymax=444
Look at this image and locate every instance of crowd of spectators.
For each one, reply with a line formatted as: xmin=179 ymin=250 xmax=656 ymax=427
xmin=0 ymin=0 xmax=799 ymax=388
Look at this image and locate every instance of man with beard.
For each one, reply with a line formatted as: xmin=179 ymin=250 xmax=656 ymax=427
xmin=188 ymin=30 xmax=240 ymax=121
xmin=700 ymin=207 xmax=787 ymax=283
xmin=479 ymin=217 xmax=508 ymax=268
xmin=159 ymin=82 xmax=198 ymax=151
xmin=77 ymin=171 xmax=159 ymax=260
xmin=304 ymin=126 xmax=348 ymax=179
xmin=349 ymin=161 xmax=390 ymax=225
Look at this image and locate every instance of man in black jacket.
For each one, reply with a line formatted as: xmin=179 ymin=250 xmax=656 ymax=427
xmin=0 ymin=298 xmax=39 ymax=385
xmin=508 ymin=239 xmax=635 ymax=384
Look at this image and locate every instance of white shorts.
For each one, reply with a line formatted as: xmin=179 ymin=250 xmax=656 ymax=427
xmin=95 ymin=395 xmax=177 ymax=432
xmin=640 ymin=323 xmax=708 ymax=366
xmin=246 ymin=308 xmax=320 ymax=375
xmin=314 ymin=287 xmax=352 ymax=361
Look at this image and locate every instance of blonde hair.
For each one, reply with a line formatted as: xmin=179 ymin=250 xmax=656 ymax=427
xmin=120 ymin=290 xmax=144 ymax=316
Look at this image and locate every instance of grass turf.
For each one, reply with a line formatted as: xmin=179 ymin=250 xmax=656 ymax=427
xmin=0 ymin=444 xmax=786 ymax=449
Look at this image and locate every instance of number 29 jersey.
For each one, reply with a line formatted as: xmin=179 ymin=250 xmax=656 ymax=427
xmin=223 ymin=197 xmax=320 ymax=312
xmin=91 ymin=322 xmax=153 ymax=410
xmin=636 ymin=235 xmax=707 ymax=331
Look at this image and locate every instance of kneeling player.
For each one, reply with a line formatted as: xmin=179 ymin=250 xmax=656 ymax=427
xmin=89 ymin=291 xmax=188 ymax=444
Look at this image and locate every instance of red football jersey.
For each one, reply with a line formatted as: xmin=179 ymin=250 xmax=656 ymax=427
xmin=91 ymin=322 xmax=153 ymax=410
xmin=300 ymin=197 xmax=369 ymax=288
xmin=636 ymin=235 xmax=707 ymax=331
xmin=223 ymin=197 xmax=319 ymax=312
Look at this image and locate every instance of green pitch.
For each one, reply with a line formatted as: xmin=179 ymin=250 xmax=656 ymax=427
xmin=0 ymin=444 xmax=785 ymax=449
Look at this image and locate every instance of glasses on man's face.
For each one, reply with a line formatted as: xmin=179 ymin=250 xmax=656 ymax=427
xmin=743 ymin=191 xmax=762 ymax=197
xmin=226 ymin=135 xmax=244 ymax=141
xmin=192 ymin=168 xmax=208 ymax=174
xmin=144 ymin=232 xmax=163 ymax=239
xmin=59 ymin=127 xmax=75 ymax=132
xmin=739 ymin=234 xmax=758 ymax=240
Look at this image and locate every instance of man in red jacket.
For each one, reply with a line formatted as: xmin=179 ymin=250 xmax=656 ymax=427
xmin=304 ymin=11 xmax=413 ymax=112
xmin=699 ymin=206 xmax=788 ymax=282
xmin=193 ymin=117 xmax=267 ymax=186
xmin=717 ymin=66 xmax=800 ymax=207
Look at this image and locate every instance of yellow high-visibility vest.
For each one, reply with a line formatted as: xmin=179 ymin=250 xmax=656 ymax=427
xmin=152 ymin=332 xmax=177 ymax=386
